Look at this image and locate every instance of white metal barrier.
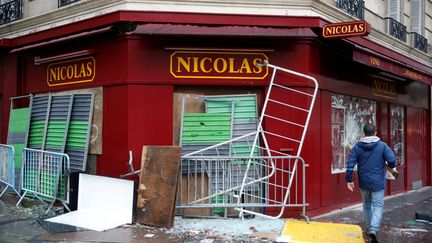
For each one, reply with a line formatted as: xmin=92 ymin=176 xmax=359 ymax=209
xmin=17 ymin=148 xmax=70 ymax=213
xmin=177 ymin=156 xmax=308 ymax=220
xmin=236 ymin=62 xmax=317 ymax=219
xmin=0 ymin=144 xmax=20 ymax=197
xmin=179 ymin=62 xmax=317 ymax=219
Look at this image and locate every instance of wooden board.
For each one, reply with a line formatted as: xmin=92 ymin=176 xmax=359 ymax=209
xmin=135 ymin=146 xmax=182 ymax=228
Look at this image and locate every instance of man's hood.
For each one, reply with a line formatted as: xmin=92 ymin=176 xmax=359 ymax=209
xmin=358 ymin=136 xmax=380 ymax=151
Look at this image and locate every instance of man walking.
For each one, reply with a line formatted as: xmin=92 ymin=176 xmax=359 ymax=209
xmin=345 ymin=123 xmax=397 ymax=243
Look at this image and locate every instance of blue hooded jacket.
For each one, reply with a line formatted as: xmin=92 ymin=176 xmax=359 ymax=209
xmin=345 ymin=136 xmax=397 ymax=191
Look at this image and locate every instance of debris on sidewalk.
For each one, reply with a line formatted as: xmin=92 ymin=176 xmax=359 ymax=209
xmin=415 ymin=211 xmax=432 ymax=222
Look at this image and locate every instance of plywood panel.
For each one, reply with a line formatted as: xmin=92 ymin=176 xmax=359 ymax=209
xmin=136 ymin=146 xmax=182 ymax=228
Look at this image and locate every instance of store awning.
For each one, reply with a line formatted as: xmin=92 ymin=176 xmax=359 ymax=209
xmin=133 ymin=23 xmax=317 ymax=38
xmin=10 ymin=26 xmax=113 ymax=53
xmin=353 ymin=44 xmax=432 ymax=85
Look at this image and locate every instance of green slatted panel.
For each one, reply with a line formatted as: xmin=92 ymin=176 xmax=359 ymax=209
xmin=65 ymin=121 xmax=88 ymax=149
xmin=7 ymin=103 xmax=30 ymax=192
xmin=182 ymin=113 xmax=231 ymax=143
xmin=38 ymin=173 xmax=65 ymax=202
xmin=10 ymin=144 xmax=23 ymax=168
xmin=7 ymin=108 xmax=30 ymax=169
xmin=65 ymin=94 xmax=94 ymax=171
xmin=44 ymin=95 xmax=73 ymax=153
xmin=28 ymin=120 xmax=45 ymax=147
xmin=8 ymin=108 xmax=29 ymax=133
xmin=24 ymin=169 xmax=38 ymax=192
xmin=45 ymin=121 xmax=68 ymax=149
xmin=206 ymin=95 xmax=259 ymax=156
xmin=181 ymin=112 xmax=232 ymax=217
xmin=206 ymin=95 xmax=257 ymax=120
xmin=206 ymin=95 xmax=260 ymax=214
xmin=27 ymin=95 xmax=50 ymax=150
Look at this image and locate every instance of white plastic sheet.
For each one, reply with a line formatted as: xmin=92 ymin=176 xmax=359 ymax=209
xmin=46 ymin=173 xmax=134 ymax=231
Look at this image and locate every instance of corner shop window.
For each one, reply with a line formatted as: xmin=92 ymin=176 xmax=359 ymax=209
xmin=390 ymin=105 xmax=405 ymax=165
xmin=331 ymin=94 xmax=376 ymax=174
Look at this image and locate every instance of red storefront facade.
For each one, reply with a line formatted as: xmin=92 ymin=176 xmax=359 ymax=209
xmin=0 ymin=11 xmax=431 ymax=216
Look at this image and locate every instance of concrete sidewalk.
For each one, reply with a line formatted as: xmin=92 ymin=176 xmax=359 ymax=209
xmin=0 ymin=186 xmax=431 ymax=242
xmin=314 ymin=186 xmax=432 ymax=243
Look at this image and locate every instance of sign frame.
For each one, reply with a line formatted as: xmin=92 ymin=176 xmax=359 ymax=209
xmin=47 ymin=56 xmax=96 ymax=87
xmin=322 ymin=20 xmax=370 ymax=39
xmin=170 ymin=51 xmax=269 ymax=79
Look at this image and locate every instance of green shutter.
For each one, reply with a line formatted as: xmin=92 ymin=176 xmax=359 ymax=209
xmin=44 ymin=95 xmax=73 ymax=153
xmin=65 ymin=94 xmax=94 ymax=171
xmin=206 ymin=95 xmax=259 ymax=156
xmin=181 ymin=113 xmax=232 ymax=143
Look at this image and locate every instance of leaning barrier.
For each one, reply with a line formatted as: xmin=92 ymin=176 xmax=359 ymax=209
xmin=176 ymin=155 xmax=308 ymax=220
xmin=16 ymin=148 xmax=70 ymax=213
xmin=0 ymin=144 xmax=20 ymax=197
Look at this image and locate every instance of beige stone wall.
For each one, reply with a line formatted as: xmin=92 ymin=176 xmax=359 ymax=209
xmin=25 ymin=0 xmax=57 ymax=18
xmin=0 ymin=0 xmax=429 ymax=62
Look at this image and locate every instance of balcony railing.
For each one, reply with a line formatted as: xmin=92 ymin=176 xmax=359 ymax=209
xmin=411 ymin=32 xmax=428 ymax=53
xmin=386 ymin=17 xmax=407 ymax=43
xmin=59 ymin=0 xmax=80 ymax=7
xmin=0 ymin=0 xmax=22 ymax=26
xmin=336 ymin=0 xmax=365 ymax=19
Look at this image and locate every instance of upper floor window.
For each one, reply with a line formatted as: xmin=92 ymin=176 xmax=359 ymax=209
xmin=58 ymin=0 xmax=80 ymax=7
xmin=386 ymin=17 xmax=407 ymax=42
xmin=386 ymin=0 xmax=406 ymax=42
xmin=410 ymin=0 xmax=428 ymax=53
xmin=336 ymin=0 xmax=365 ymax=19
xmin=411 ymin=0 xmax=424 ymax=34
xmin=388 ymin=0 xmax=401 ymax=21
xmin=0 ymin=0 xmax=22 ymax=26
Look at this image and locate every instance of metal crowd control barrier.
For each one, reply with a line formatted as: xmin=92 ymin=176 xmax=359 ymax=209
xmin=0 ymin=144 xmax=20 ymax=197
xmin=17 ymin=148 xmax=70 ymax=214
xmin=176 ymin=155 xmax=309 ymax=220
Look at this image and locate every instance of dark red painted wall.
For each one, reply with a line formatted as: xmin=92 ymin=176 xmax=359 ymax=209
xmin=21 ymin=35 xmax=128 ymax=94
xmin=0 ymin=53 xmax=19 ymax=144
xmin=1 ymin=31 xmax=430 ymax=216
xmin=97 ymin=85 xmax=173 ymax=177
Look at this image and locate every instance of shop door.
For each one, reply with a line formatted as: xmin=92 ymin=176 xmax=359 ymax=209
xmin=406 ymin=107 xmax=427 ymax=190
xmin=378 ymin=103 xmax=406 ymax=194
xmin=388 ymin=105 xmax=406 ymax=193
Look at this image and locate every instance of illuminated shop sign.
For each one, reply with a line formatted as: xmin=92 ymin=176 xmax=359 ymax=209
xmin=170 ymin=51 xmax=268 ymax=79
xmin=355 ymin=51 xmax=426 ymax=82
xmin=47 ymin=56 xmax=95 ymax=86
xmin=322 ymin=20 xmax=370 ymax=38
xmin=372 ymin=77 xmax=396 ymax=99
xmin=403 ymin=69 xmax=423 ymax=81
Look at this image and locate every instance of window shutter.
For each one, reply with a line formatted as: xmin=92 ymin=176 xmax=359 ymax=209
xmin=388 ymin=0 xmax=400 ymax=21
xmin=412 ymin=0 xmax=422 ymax=34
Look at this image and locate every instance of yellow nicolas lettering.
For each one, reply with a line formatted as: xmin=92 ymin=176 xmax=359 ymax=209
xmin=170 ymin=51 xmax=268 ymax=79
xmin=176 ymin=56 xmax=263 ymax=74
xmin=322 ymin=20 xmax=369 ymax=38
xmin=47 ymin=56 xmax=95 ymax=86
xmin=373 ymin=78 xmax=396 ymax=98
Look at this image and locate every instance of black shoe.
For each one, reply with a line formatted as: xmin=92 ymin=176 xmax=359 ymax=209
xmin=368 ymin=230 xmax=379 ymax=243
